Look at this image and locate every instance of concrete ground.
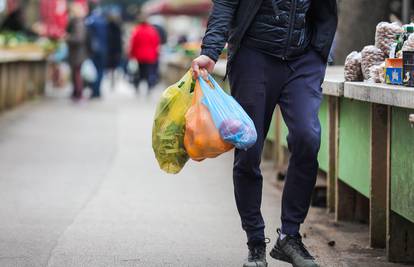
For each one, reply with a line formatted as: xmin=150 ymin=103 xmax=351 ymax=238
xmin=0 ymin=79 xmax=408 ymax=267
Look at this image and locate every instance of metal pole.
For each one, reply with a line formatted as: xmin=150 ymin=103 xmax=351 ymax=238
xmin=402 ymin=0 xmax=412 ymax=23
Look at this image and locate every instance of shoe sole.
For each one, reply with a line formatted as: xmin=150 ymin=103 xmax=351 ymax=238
xmin=269 ymin=247 xmax=292 ymax=264
xmin=243 ymin=261 xmax=268 ymax=267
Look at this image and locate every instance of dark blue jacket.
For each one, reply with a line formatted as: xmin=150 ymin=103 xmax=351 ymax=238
xmin=243 ymin=0 xmax=312 ymax=59
xmin=86 ymin=11 xmax=108 ymax=60
xmin=201 ymin=0 xmax=337 ymax=64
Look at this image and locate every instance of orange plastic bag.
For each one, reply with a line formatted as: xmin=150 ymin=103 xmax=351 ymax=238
xmin=184 ymin=80 xmax=234 ymax=161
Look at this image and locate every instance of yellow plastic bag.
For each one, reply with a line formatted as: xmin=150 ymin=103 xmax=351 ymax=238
xmin=184 ymin=80 xmax=234 ymax=161
xmin=152 ymin=70 xmax=194 ymax=174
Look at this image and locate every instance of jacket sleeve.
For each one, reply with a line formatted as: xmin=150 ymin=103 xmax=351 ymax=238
xmin=200 ymin=0 xmax=239 ymax=62
xmin=308 ymin=0 xmax=338 ymax=62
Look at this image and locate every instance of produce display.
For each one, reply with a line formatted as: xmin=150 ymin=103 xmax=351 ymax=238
xmin=152 ymin=70 xmax=195 ymax=174
xmin=0 ymin=31 xmax=30 ymax=47
xmin=361 ymin=45 xmax=385 ymax=80
xmin=346 ymin=22 xmax=414 ymax=87
xmin=369 ymin=63 xmax=385 ymax=83
xmin=375 ymin=22 xmax=403 ymax=56
xmin=0 ymin=31 xmax=57 ymax=54
xmin=344 ymin=51 xmax=363 ymax=82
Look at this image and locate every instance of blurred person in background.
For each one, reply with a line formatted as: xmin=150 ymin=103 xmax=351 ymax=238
xmin=86 ymin=7 xmax=108 ymax=99
xmin=192 ymin=0 xmax=337 ymax=266
xmin=106 ymin=11 xmax=123 ymax=90
xmin=128 ymin=14 xmax=160 ymax=93
xmin=67 ymin=2 xmax=88 ymax=101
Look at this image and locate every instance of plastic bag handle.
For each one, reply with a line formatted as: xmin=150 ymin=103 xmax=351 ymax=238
xmin=198 ymin=74 xmax=225 ymax=94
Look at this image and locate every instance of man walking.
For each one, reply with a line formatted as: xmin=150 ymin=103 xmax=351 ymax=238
xmin=192 ymin=1 xmax=337 ymax=266
xmin=86 ymin=8 xmax=108 ymax=99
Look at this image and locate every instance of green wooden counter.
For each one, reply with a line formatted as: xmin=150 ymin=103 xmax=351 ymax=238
xmin=338 ymin=98 xmax=371 ymax=197
xmin=344 ymin=81 xmax=414 ymax=262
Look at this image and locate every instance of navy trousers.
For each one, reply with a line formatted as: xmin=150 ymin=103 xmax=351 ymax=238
xmin=92 ymin=56 xmax=105 ymax=98
xmin=229 ymin=45 xmax=326 ymax=242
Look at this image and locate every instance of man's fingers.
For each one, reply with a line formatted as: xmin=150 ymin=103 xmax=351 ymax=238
xmin=191 ymin=61 xmax=200 ymax=78
xmin=207 ymin=63 xmax=215 ymax=74
xmin=200 ymin=69 xmax=209 ymax=80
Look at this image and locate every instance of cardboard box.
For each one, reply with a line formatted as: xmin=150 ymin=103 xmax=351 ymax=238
xmin=403 ymin=51 xmax=414 ymax=87
xmin=386 ymin=67 xmax=403 ymax=85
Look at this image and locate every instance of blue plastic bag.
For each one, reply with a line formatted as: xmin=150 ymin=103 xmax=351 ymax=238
xmin=199 ymin=75 xmax=257 ymax=150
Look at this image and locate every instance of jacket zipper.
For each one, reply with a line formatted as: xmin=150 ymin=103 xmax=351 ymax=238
xmin=282 ymin=0 xmax=297 ymax=60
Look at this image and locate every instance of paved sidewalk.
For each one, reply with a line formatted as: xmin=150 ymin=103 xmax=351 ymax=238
xmin=0 ymin=80 xmax=405 ymax=267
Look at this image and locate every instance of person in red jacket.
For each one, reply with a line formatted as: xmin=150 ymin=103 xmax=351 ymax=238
xmin=128 ymin=16 xmax=160 ymax=91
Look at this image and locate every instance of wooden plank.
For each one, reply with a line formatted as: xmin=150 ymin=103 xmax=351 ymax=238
xmin=345 ymin=81 xmax=414 ymax=109
xmin=370 ymin=103 xmax=389 ymax=248
xmin=335 ymin=178 xmax=370 ymax=222
xmin=6 ymin=63 xmax=15 ymax=108
xmin=321 ymin=66 xmax=345 ymax=97
xmin=387 ymin=107 xmax=414 ymax=263
xmin=38 ymin=62 xmax=47 ymax=95
xmin=15 ymin=62 xmax=25 ymax=105
xmin=335 ymin=179 xmax=356 ymax=221
xmin=355 ymin=193 xmax=369 ymax=223
xmin=338 ymin=98 xmax=371 ymax=197
xmin=28 ymin=63 xmax=37 ymax=98
xmin=327 ymin=96 xmax=339 ymax=212
xmin=319 ymin=97 xmax=329 ymax=172
xmin=390 ymin=107 xmax=414 ymax=222
xmin=387 ymin=211 xmax=414 ymax=263
xmin=0 ymin=64 xmax=6 ymax=111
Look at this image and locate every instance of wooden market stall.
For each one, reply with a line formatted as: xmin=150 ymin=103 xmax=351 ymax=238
xmin=273 ymin=68 xmax=414 ymax=263
xmin=0 ymin=49 xmax=47 ymax=112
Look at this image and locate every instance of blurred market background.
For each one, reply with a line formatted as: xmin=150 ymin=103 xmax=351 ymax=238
xmin=0 ymin=0 xmax=414 ymax=266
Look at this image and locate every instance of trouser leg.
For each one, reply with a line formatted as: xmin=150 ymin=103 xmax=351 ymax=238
xmin=229 ymin=45 xmax=283 ymax=243
xmin=92 ymin=57 xmax=104 ymax=97
xmin=147 ymin=63 xmax=158 ymax=89
xmin=71 ymin=64 xmax=83 ymax=99
xmin=137 ymin=63 xmax=148 ymax=89
xmin=278 ymin=50 xmax=326 ymax=236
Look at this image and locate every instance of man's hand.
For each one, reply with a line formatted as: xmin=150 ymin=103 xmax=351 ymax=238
xmin=191 ymin=55 xmax=215 ymax=79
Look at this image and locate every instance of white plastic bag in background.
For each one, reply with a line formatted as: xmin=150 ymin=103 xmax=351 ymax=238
xmin=81 ymin=59 xmax=97 ymax=83
xmin=127 ymin=59 xmax=139 ymax=75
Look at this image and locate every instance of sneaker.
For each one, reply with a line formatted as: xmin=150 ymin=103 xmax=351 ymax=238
xmin=269 ymin=229 xmax=319 ymax=267
xmin=243 ymin=239 xmax=269 ymax=267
